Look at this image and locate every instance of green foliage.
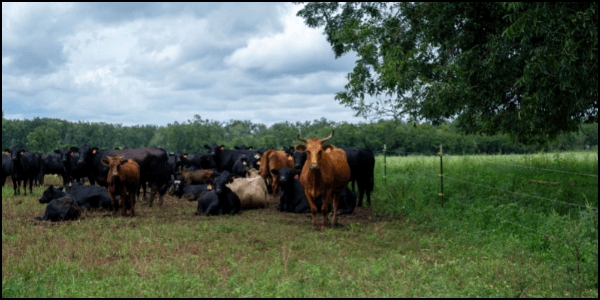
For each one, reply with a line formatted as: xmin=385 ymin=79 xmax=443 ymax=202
xmin=295 ymin=2 xmax=598 ymax=145
xmin=26 ymin=126 xmax=59 ymax=153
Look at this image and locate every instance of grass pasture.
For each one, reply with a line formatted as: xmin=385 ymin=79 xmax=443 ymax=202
xmin=2 ymin=151 xmax=598 ymax=297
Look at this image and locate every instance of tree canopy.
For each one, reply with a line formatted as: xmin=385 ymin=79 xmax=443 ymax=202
xmin=296 ymin=2 xmax=598 ymax=145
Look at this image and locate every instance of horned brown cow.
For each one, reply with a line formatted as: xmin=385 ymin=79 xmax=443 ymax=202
xmin=259 ymin=149 xmax=297 ymax=204
xmin=101 ymin=156 xmax=140 ymax=216
xmin=296 ymin=130 xmax=351 ymax=230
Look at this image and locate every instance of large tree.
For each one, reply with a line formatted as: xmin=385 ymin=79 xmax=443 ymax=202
xmin=296 ymin=2 xmax=597 ymax=144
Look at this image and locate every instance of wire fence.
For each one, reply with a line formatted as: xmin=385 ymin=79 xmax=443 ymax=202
xmin=379 ymin=145 xmax=598 ymax=239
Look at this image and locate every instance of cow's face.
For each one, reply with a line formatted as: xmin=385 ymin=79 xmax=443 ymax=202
xmin=200 ymin=154 xmax=218 ymax=169
xmin=39 ymin=185 xmax=65 ymax=204
xmin=172 ymin=175 xmax=185 ymax=194
xmin=270 ymin=166 xmax=296 ymax=186
xmin=77 ymin=144 xmax=98 ymax=165
xmin=210 ymin=171 xmax=234 ymax=195
xmin=6 ymin=146 xmax=25 ymax=162
xmin=101 ymin=156 xmax=128 ymax=179
xmin=55 ymin=148 xmax=76 ymax=165
xmin=292 ymin=150 xmax=306 ymax=170
xmin=204 ymin=143 xmax=224 ymax=158
xmin=297 ymin=131 xmax=334 ymax=170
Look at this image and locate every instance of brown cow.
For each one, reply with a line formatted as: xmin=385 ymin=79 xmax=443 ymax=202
xmin=259 ymin=149 xmax=297 ymax=204
xmin=296 ymin=130 xmax=351 ymax=229
xmin=180 ymin=167 xmax=215 ymax=185
xmin=101 ymin=156 xmax=140 ymax=216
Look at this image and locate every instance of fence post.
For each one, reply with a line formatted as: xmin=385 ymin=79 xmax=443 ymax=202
xmin=439 ymin=144 xmax=444 ymax=209
xmin=383 ymin=144 xmax=387 ymax=186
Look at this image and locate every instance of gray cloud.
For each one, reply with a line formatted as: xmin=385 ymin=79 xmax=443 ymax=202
xmin=2 ymin=3 xmax=380 ymax=127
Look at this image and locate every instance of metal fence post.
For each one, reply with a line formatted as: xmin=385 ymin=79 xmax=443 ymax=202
xmin=439 ymin=144 xmax=444 ymax=209
xmin=383 ymin=144 xmax=387 ymax=186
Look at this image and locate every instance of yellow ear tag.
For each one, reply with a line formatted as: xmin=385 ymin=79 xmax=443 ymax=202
xmin=256 ymin=161 xmax=261 ymax=165
xmin=243 ymin=161 xmax=247 ymax=165
xmin=5 ymin=151 xmax=8 ymax=154
xmin=288 ymin=156 xmax=293 ymax=161
xmin=254 ymin=154 xmax=260 ymax=159
xmin=93 ymin=149 xmax=97 ymax=154
xmin=207 ymin=184 xmax=212 ymax=190
xmin=184 ymin=155 xmax=187 ymax=158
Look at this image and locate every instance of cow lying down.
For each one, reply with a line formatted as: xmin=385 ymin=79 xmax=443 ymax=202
xmin=196 ymin=171 xmax=241 ymax=216
xmin=35 ymin=196 xmax=81 ymax=222
xmin=226 ymin=168 xmax=271 ymax=209
xmin=271 ymin=167 xmax=356 ymax=214
xmin=38 ymin=183 xmax=130 ymax=211
xmin=168 ymin=175 xmax=212 ymax=202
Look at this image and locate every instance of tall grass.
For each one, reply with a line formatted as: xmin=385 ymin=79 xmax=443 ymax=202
xmin=374 ymin=151 xmax=598 ymax=297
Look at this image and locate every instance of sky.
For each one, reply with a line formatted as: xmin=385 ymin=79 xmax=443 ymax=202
xmin=2 ymin=2 xmax=381 ymax=128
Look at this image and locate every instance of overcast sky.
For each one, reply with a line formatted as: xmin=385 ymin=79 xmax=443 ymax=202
xmin=2 ymin=2 xmax=383 ymax=128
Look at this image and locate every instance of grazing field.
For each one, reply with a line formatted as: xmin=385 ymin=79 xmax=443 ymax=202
xmin=2 ymin=152 xmax=598 ymax=297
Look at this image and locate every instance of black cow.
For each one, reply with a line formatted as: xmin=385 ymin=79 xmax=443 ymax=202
xmin=4 ymin=146 xmax=40 ymax=195
xmin=55 ymin=148 xmax=87 ymax=185
xmin=39 ymin=152 xmax=68 ymax=187
xmin=2 ymin=153 xmax=12 ymax=186
xmin=231 ymin=155 xmax=248 ymax=178
xmin=272 ymin=166 xmax=356 ymax=214
xmin=234 ymin=145 xmax=253 ymax=150
xmin=75 ymin=145 xmax=169 ymax=206
xmin=39 ymin=183 xmax=130 ymax=211
xmin=293 ymin=147 xmax=374 ymax=207
xmin=169 ymin=175 xmax=212 ymax=201
xmin=203 ymin=143 xmax=264 ymax=173
xmin=173 ymin=151 xmax=216 ymax=171
xmin=35 ymin=195 xmax=81 ymax=222
xmin=196 ymin=171 xmax=241 ymax=216
xmin=339 ymin=147 xmax=375 ymax=207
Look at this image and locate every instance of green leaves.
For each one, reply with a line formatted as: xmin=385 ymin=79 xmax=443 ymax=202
xmin=296 ymin=2 xmax=598 ymax=145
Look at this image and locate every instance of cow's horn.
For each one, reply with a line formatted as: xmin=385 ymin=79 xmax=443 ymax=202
xmin=297 ymin=134 xmax=307 ymax=143
xmin=321 ymin=130 xmax=334 ymax=143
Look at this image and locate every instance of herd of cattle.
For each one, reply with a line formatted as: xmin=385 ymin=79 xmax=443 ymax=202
xmin=2 ymin=131 xmax=375 ymax=229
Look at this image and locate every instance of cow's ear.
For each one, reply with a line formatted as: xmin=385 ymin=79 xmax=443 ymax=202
xmin=270 ymin=169 xmax=279 ymax=176
xmin=101 ymin=158 xmax=110 ymax=166
xmin=295 ymin=145 xmax=306 ymax=152
xmin=204 ymin=145 xmax=210 ymax=149
xmin=92 ymin=147 xmax=99 ymax=154
xmin=49 ymin=185 xmax=54 ymax=191
xmin=58 ymin=187 xmax=64 ymax=192
xmin=248 ymin=147 xmax=253 ymax=150
xmin=220 ymin=145 xmax=225 ymax=150
xmin=119 ymin=158 xmax=129 ymax=165
xmin=4 ymin=149 xmax=10 ymax=154
xmin=183 ymin=153 xmax=188 ymax=157
xmin=323 ymin=145 xmax=335 ymax=153
xmin=70 ymin=147 xmax=79 ymax=152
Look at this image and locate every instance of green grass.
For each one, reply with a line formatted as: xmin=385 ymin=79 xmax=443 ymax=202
xmin=2 ymin=152 xmax=598 ymax=297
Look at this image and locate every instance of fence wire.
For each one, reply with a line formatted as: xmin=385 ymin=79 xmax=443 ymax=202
xmin=444 ymin=175 xmax=598 ymax=210
xmin=480 ymin=160 xmax=598 ymax=178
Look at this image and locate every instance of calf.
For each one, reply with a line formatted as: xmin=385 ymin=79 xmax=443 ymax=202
xmin=180 ymin=167 xmax=215 ymax=185
xmin=2 ymin=153 xmax=12 ymax=186
xmin=101 ymin=156 xmax=140 ymax=216
xmin=226 ymin=172 xmax=271 ymax=209
xmin=5 ymin=146 xmax=40 ymax=195
xmin=168 ymin=175 xmax=212 ymax=202
xmin=231 ymin=155 xmax=249 ymax=178
xmin=196 ymin=171 xmax=241 ymax=216
xmin=35 ymin=195 xmax=81 ymax=222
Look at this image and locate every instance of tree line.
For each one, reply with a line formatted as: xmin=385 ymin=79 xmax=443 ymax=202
xmin=2 ymin=112 xmax=597 ymax=155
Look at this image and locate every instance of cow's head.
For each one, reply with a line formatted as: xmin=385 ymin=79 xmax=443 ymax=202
xmin=170 ymin=174 xmax=185 ymax=197
xmin=77 ymin=144 xmax=99 ymax=165
xmin=204 ymin=143 xmax=224 ymax=158
xmin=101 ymin=156 xmax=128 ymax=179
xmin=270 ymin=166 xmax=299 ymax=186
xmin=205 ymin=171 xmax=234 ymax=195
xmin=39 ymin=185 xmax=66 ymax=204
xmin=5 ymin=146 xmax=26 ymax=162
xmin=54 ymin=147 xmax=78 ymax=165
xmin=296 ymin=131 xmax=335 ymax=170
xmin=198 ymin=153 xmax=218 ymax=170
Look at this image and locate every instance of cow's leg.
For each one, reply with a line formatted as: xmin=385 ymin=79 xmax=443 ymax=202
xmin=204 ymin=200 xmax=219 ymax=216
xmin=321 ymin=191 xmax=333 ymax=228
xmin=29 ymin=177 xmax=35 ymax=195
xmin=130 ymin=184 xmax=138 ymax=217
xmin=12 ymin=177 xmax=19 ymax=195
xmin=357 ymin=179 xmax=365 ymax=207
xmin=331 ymin=190 xmax=341 ymax=228
xmin=109 ymin=189 xmax=118 ymax=213
xmin=272 ymin=176 xmax=280 ymax=204
xmin=120 ymin=189 xmax=127 ymax=216
xmin=304 ymin=191 xmax=319 ymax=230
